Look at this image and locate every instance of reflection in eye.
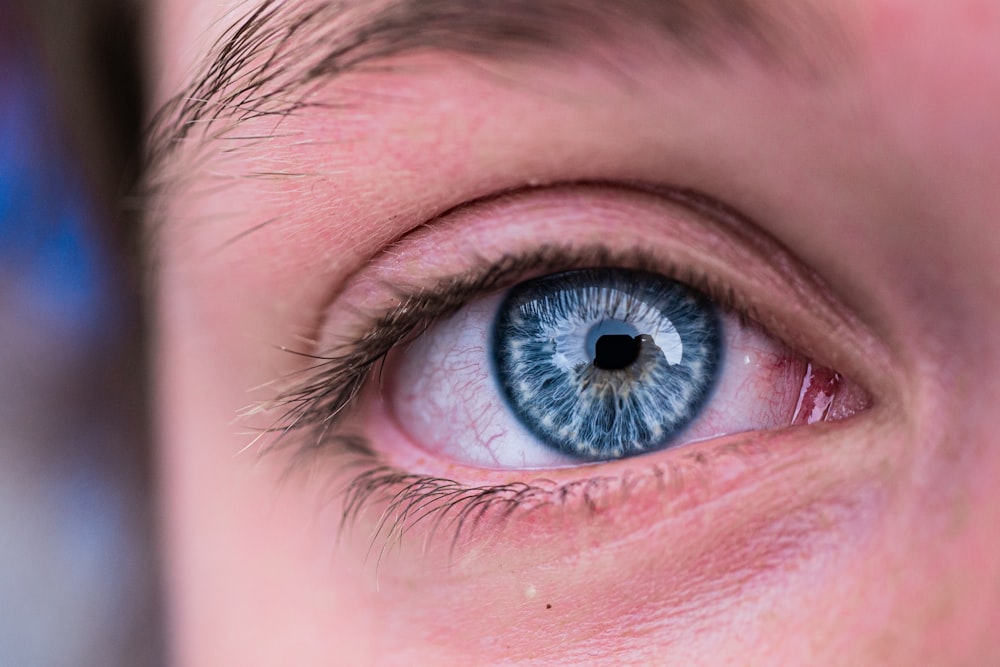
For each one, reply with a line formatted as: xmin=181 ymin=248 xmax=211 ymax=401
xmin=389 ymin=266 xmax=868 ymax=470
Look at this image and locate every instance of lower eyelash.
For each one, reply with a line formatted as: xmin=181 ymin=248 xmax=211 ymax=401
xmin=290 ymin=429 xmax=753 ymax=567
xmin=293 ymin=432 xmax=555 ymax=560
xmin=342 ymin=458 xmax=546 ymax=564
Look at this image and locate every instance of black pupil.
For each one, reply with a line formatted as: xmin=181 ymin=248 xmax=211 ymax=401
xmin=593 ymin=334 xmax=642 ymax=370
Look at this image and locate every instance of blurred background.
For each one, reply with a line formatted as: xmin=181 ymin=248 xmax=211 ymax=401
xmin=0 ymin=0 xmax=162 ymax=664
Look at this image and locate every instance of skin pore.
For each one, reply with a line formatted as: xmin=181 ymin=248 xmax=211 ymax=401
xmin=150 ymin=0 xmax=1000 ymax=664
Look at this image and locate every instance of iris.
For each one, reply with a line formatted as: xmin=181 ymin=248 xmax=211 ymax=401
xmin=492 ymin=269 xmax=721 ymax=461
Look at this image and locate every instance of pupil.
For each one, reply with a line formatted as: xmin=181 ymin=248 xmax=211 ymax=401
xmin=593 ymin=334 xmax=642 ymax=370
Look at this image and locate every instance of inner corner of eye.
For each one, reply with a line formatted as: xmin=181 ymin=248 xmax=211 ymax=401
xmin=379 ymin=266 xmax=871 ymax=472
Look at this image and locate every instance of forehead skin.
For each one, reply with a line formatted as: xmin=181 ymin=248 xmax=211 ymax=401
xmin=150 ymin=0 xmax=1000 ymax=665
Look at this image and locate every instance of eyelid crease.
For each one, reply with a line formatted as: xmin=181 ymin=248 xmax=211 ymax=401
xmin=311 ymin=181 xmax=865 ymax=343
xmin=312 ymin=182 xmax=889 ymax=393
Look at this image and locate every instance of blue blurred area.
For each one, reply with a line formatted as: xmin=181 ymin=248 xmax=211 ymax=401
xmin=0 ymin=13 xmax=151 ymax=667
xmin=0 ymin=49 xmax=113 ymax=339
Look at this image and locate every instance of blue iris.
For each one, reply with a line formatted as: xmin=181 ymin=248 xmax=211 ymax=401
xmin=492 ymin=268 xmax=721 ymax=461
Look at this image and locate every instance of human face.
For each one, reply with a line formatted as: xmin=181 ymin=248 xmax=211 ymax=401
xmin=149 ymin=1 xmax=1000 ymax=664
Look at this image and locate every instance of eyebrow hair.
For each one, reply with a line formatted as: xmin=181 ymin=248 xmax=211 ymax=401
xmin=147 ymin=0 xmax=842 ymax=177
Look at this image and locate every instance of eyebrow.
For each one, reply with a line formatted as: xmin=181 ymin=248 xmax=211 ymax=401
xmin=148 ymin=0 xmax=843 ymax=174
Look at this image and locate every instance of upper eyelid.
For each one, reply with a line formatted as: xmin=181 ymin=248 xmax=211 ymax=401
xmin=316 ymin=182 xmax=771 ymax=322
xmin=316 ymin=182 xmax=888 ymax=380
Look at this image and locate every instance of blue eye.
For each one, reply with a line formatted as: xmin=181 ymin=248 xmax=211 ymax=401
xmin=389 ymin=262 xmax=864 ymax=472
xmin=492 ymin=269 xmax=721 ymax=461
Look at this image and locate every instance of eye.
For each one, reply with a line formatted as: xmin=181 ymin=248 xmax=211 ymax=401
xmin=265 ymin=185 xmax=878 ymax=503
xmin=389 ymin=266 xmax=868 ymax=469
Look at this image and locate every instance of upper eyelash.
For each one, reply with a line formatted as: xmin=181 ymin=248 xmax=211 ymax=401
xmin=301 ymin=430 xmax=769 ymax=572
xmin=251 ymin=244 xmax=739 ymax=455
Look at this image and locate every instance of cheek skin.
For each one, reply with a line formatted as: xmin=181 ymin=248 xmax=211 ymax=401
xmin=318 ymin=395 xmax=893 ymax=664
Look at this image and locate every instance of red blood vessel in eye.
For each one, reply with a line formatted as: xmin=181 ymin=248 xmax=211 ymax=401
xmin=791 ymin=363 xmax=868 ymax=425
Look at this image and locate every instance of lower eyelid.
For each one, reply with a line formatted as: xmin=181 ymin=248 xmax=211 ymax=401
xmin=340 ymin=467 xmax=884 ymax=667
xmin=352 ymin=357 xmax=868 ymax=487
xmin=321 ymin=403 xmax=886 ymax=583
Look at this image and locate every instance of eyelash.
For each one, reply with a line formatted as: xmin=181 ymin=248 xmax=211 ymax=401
xmin=248 ymin=242 xmax=814 ymax=561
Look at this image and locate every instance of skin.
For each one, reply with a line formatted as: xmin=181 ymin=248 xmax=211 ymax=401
xmin=151 ymin=0 xmax=1000 ymax=664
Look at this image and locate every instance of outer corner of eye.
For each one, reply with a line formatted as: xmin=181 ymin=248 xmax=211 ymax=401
xmin=377 ymin=264 xmax=872 ymax=474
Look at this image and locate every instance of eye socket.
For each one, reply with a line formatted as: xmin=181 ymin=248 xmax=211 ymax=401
xmin=387 ymin=266 xmax=869 ymax=470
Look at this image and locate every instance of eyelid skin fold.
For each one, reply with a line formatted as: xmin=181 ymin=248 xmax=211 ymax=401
xmin=305 ymin=183 xmax=890 ymax=403
xmin=244 ymin=183 xmax=890 ymax=565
